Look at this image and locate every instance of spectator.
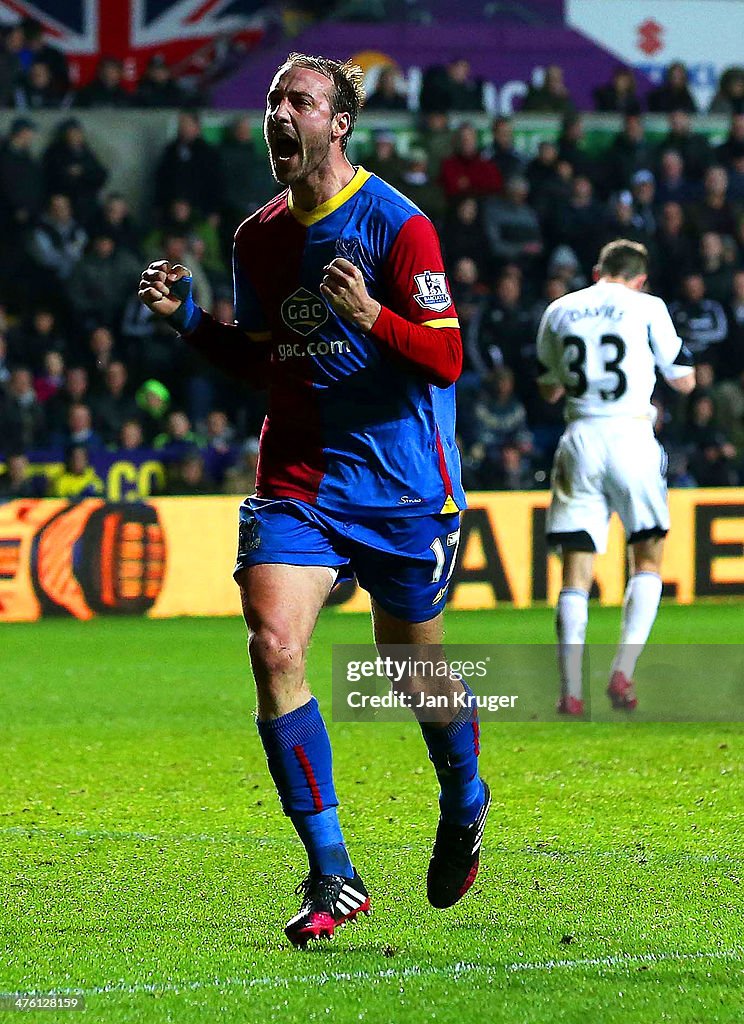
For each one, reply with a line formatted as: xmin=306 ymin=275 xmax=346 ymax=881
xmin=0 ymin=119 xmax=44 ymax=234
xmin=55 ymin=402 xmax=103 ymax=451
xmin=202 ymin=409 xmax=238 ymax=485
xmin=364 ymin=130 xmax=407 ymax=191
xmin=7 ymin=308 xmax=67 ymax=371
xmin=605 ymin=190 xmax=654 ymax=251
xmin=719 ymin=269 xmax=744 ymax=380
xmin=482 ymin=174 xmax=543 ymax=275
xmin=121 ymin=295 xmax=180 ymax=385
xmin=602 ymin=114 xmax=654 ymax=194
xmin=0 ymin=452 xmax=37 ymax=499
xmin=683 ymin=394 xmax=739 ymax=486
xmin=546 ymin=244 xmax=586 ymax=292
xmin=49 ymin=445 xmax=103 ymax=498
xmin=557 ymin=114 xmax=594 ymax=178
xmin=481 ymin=117 xmax=524 ymax=181
xmin=135 ymin=379 xmax=170 ymax=443
xmin=166 ymin=451 xmax=213 ymax=495
xmin=716 ymin=113 xmax=744 ymax=171
xmin=118 ymin=419 xmax=146 ymax=453
xmin=134 ymin=55 xmax=188 ymax=108
xmin=0 ymin=25 xmax=24 ymax=107
xmin=469 ymin=367 xmax=530 ymax=451
xmin=19 ymin=18 xmax=69 ymax=99
xmin=652 ymin=202 xmax=696 ymax=300
xmin=414 ymin=112 xmax=453 ymax=181
xmin=647 ymin=63 xmax=697 ymax=114
xmin=154 ymin=111 xmax=222 ymax=218
xmin=449 ymin=257 xmax=488 ymax=361
xmin=655 ymin=150 xmax=698 ymax=207
xmin=419 ymin=58 xmax=483 ymax=114
xmin=466 ymin=271 xmax=532 ymax=373
xmin=553 ymin=175 xmax=606 ymax=277
xmin=441 ymin=198 xmax=492 ymax=280
xmin=0 ymin=334 xmax=11 ymax=387
xmin=657 ymin=110 xmax=712 ymax=181
xmin=593 ymin=67 xmax=641 ymax=115
xmin=630 ymin=169 xmax=658 ymax=235
xmin=700 ymin=232 xmax=735 ymax=304
xmin=27 ymin=194 xmax=87 ymax=312
xmin=0 ymin=366 xmax=45 ymax=450
xmin=88 ymin=192 xmax=141 ymax=257
xmin=145 ymin=196 xmax=223 ymax=276
xmin=84 ymin=326 xmax=120 ymax=381
xmin=75 ymin=57 xmax=130 ymax=108
xmin=709 ymin=66 xmax=744 ymax=116
xmin=91 ymin=361 xmax=139 ymax=445
xmin=223 ymin=437 xmax=259 ymax=496
xmin=34 ymin=350 xmax=65 ymax=405
xmin=670 ymin=273 xmax=728 ymax=368
xmin=154 ymin=410 xmax=202 ymax=463
xmin=42 ymin=119 xmax=108 ymax=225
xmin=397 ymin=148 xmax=446 ymax=224
xmin=14 ymin=59 xmax=63 ymax=109
xmin=525 ymin=141 xmax=559 ymax=207
xmin=46 ymin=366 xmax=90 ymax=437
xmin=66 ymin=234 xmax=141 ymax=332
xmin=689 ymin=166 xmax=740 ymax=238
xmin=218 ymin=115 xmax=277 ymax=224
xmin=440 ymin=123 xmax=502 ymax=199
xmin=521 ymin=65 xmax=575 ymax=116
xmin=365 ymin=66 xmax=407 ymax=111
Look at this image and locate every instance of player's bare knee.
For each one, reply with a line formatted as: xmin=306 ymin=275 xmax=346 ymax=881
xmin=248 ymin=627 xmax=306 ymax=687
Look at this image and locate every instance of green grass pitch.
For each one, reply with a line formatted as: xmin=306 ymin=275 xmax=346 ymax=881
xmin=2 ymin=604 xmax=743 ymax=1023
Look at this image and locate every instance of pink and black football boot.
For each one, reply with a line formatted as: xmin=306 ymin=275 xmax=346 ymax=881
xmin=557 ymin=695 xmax=585 ymax=716
xmin=285 ymin=869 xmax=370 ymax=948
xmin=427 ymin=782 xmax=491 ymax=909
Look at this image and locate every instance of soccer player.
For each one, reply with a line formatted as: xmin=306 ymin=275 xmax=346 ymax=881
xmin=138 ymin=53 xmax=489 ymax=946
xmin=536 ymin=240 xmax=695 ymax=715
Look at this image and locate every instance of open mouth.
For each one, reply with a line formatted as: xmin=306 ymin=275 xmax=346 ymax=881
xmin=273 ymin=135 xmax=300 ymax=161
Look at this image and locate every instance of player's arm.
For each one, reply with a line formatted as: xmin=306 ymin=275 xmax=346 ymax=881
xmin=320 ymin=215 xmax=461 ymax=387
xmin=647 ymin=297 xmax=696 ymax=395
xmin=138 ymin=256 xmax=271 ymax=387
xmin=536 ymin=307 xmax=565 ymax=403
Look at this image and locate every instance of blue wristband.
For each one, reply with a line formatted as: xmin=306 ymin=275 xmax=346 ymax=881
xmin=166 ymin=275 xmax=202 ymax=333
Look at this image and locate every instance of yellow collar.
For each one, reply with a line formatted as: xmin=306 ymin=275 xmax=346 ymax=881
xmin=288 ymin=166 xmax=371 ymax=227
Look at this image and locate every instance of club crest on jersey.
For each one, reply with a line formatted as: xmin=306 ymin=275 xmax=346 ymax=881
xmin=413 ymin=271 xmax=451 ymax=313
xmin=335 ymin=237 xmax=365 ymax=267
xmin=281 ymin=287 xmax=329 ymax=337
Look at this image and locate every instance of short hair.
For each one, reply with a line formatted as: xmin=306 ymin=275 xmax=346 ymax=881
xmin=278 ymin=52 xmax=365 ymax=152
xmin=597 ymin=239 xmax=648 ymax=279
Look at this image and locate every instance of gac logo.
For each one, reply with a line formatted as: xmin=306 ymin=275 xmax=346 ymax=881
xmin=281 ymin=287 xmax=329 ymax=337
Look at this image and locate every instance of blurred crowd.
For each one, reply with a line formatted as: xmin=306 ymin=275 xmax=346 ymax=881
xmin=1 ymin=52 xmax=744 ymax=498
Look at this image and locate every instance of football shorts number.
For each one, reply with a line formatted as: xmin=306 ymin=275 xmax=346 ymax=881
xmin=430 ymin=529 xmax=461 ymax=584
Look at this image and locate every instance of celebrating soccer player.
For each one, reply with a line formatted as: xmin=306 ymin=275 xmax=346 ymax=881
xmin=536 ymin=240 xmax=696 ymax=716
xmin=138 ymin=53 xmax=489 ymax=947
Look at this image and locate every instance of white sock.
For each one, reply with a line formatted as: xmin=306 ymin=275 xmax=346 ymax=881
xmin=556 ymin=588 xmax=589 ymax=700
xmin=612 ymin=572 xmax=662 ymax=678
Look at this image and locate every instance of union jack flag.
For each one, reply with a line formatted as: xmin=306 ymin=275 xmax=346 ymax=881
xmin=0 ymin=0 xmax=266 ymax=87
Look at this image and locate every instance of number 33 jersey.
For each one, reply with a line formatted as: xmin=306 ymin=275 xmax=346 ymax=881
xmin=536 ymin=280 xmax=691 ymax=421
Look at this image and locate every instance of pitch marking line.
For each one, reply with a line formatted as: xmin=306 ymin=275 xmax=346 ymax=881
xmin=4 ymin=949 xmax=742 ymax=1000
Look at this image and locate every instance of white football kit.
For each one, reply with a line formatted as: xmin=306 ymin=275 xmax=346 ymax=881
xmin=537 ymin=280 xmax=692 ymax=552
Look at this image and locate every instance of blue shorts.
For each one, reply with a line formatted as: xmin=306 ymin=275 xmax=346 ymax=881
xmin=234 ymin=496 xmax=461 ymax=623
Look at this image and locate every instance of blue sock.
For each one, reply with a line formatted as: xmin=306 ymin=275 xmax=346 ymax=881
xmin=420 ymin=681 xmax=485 ymax=826
xmin=256 ymin=697 xmax=353 ymax=877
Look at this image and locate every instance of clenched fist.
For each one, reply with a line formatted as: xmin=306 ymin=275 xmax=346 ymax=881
xmin=138 ymin=260 xmax=192 ymax=319
xmin=320 ymin=258 xmax=381 ymax=332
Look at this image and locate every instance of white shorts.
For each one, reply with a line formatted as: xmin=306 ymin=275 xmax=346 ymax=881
xmin=546 ymin=418 xmax=669 ymax=554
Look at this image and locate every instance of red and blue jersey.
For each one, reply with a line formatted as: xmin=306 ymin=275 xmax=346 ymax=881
xmin=207 ymin=166 xmax=465 ymax=518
